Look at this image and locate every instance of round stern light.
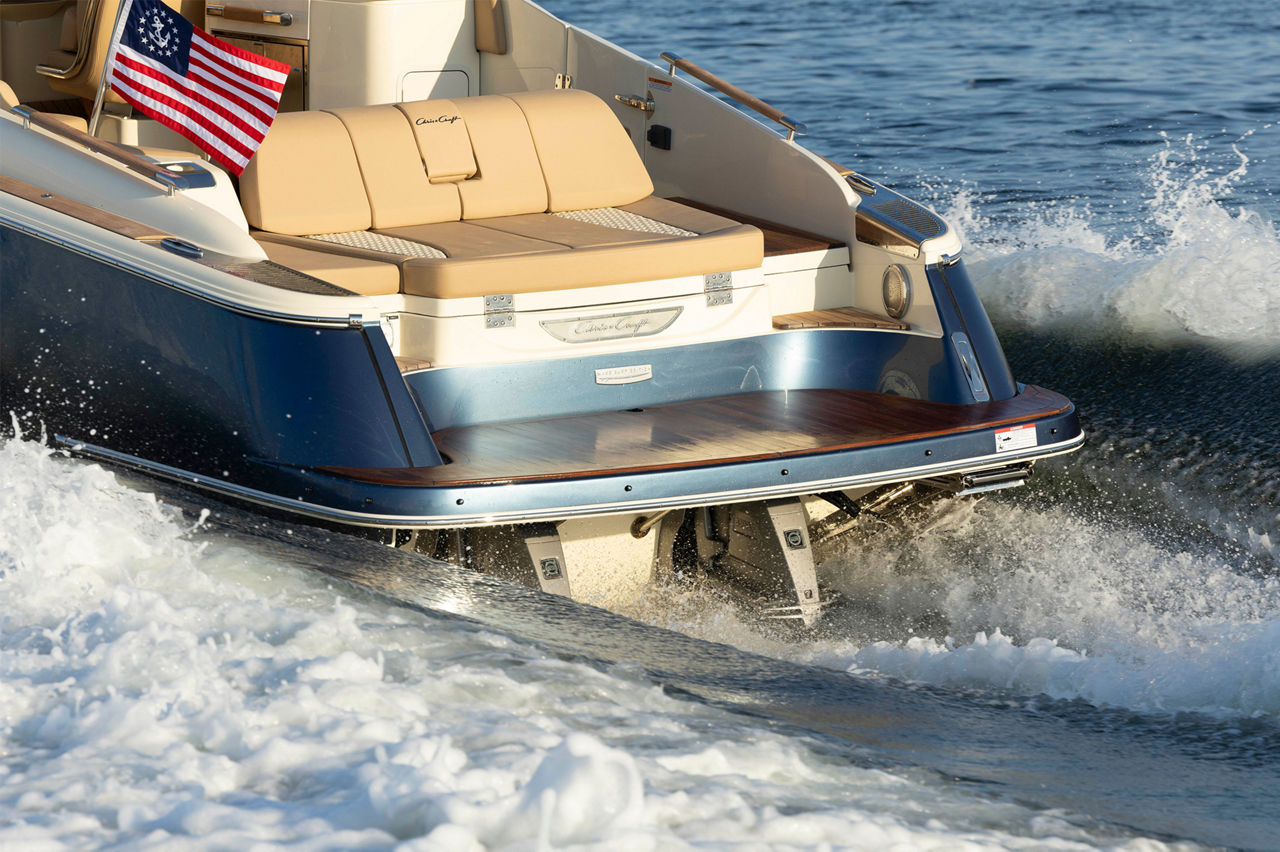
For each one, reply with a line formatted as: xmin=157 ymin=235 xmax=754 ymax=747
xmin=882 ymin=264 xmax=912 ymax=319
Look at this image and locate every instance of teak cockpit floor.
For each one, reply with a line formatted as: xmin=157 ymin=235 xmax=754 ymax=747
xmin=323 ymin=386 xmax=1071 ymax=487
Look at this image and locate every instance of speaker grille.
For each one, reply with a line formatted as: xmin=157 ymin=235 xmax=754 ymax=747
xmin=869 ymin=198 xmax=944 ymax=239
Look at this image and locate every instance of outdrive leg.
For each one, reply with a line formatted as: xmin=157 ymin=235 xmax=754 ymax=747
xmin=522 ymin=524 xmax=573 ymax=597
xmin=715 ymin=498 xmax=828 ymax=626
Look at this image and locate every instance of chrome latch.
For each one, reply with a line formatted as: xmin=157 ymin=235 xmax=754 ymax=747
xmin=615 ymin=93 xmax=655 ymax=115
xmin=484 ymin=294 xmax=514 ymax=329
xmin=704 ymin=271 xmax=732 ymax=306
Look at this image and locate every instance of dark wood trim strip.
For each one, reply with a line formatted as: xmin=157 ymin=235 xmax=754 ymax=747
xmin=773 ymin=306 xmax=909 ymax=331
xmin=669 ymin=197 xmax=845 ymax=257
xmin=11 ymin=107 xmax=186 ymax=192
xmin=0 ymin=173 xmax=171 ymax=241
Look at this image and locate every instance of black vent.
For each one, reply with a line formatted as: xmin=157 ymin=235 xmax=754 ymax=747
xmin=870 ymin=198 xmax=944 ymax=239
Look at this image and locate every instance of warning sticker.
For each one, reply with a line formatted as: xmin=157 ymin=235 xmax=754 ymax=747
xmin=647 ymin=76 xmax=673 ymax=92
xmin=994 ymin=423 xmax=1038 ymax=453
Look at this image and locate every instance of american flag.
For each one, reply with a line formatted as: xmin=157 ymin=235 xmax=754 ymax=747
xmin=107 ymin=0 xmax=291 ymax=175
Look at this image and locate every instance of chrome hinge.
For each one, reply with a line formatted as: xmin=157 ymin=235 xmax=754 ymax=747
xmin=555 ymin=73 xmax=574 ymax=89
xmin=704 ymin=271 xmax=733 ymax=306
xmin=484 ymin=294 xmax=514 ymax=329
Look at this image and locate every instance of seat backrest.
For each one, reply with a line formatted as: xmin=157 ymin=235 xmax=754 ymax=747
xmin=329 ymin=105 xmax=462 ymax=228
xmin=241 ymin=90 xmax=656 ymax=236
xmin=509 ymin=89 xmax=653 ymax=213
xmin=0 ymin=80 xmax=19 ymax=110
xmin=446 ymin=94 xmax=548 ymax=219
xmin=239 ymin=110 xmax=372 ymax=236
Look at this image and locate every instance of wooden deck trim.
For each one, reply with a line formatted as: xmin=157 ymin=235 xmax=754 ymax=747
xmin=320 ymin=385 xmax=1072 ymax=487
xmin=772 ymin=306 xmax=909 ymax=331
xmin=669 ymin=197 xmax=845 ymax=257
xmin=0 ymin=173 xmax=170 ymax=241
xmin=395 ymin=356 xmax=434 ymax=373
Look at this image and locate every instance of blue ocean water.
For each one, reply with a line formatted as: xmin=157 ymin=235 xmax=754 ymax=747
xmin=3 ymin=1 xmax=1279 ymax=849
xmin=549 ymin=0 xmax=1279 ymax=234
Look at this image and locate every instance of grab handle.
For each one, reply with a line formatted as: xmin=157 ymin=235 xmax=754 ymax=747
xmin=206 ymin=5 xmax=293 ymax=26
xmin=660 ymin=51 xmax=806 ymax=141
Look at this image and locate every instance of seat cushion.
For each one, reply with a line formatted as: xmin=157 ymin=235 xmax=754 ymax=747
xmin=399 ymin=224 xmax=764 ymax=299
xmin=0 ymin=80 xmax=18 ymax=109
xmin=256 ymin=239 xmax=401 ymax=296
xmin=462 ymin=212 xmax=672 ymax=249
xmin=378 ymin=221 xmax=562 ymax=259
xmin=241 ymin=111 xmax=372 ymax=235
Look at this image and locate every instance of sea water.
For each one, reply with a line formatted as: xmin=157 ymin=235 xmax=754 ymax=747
xmin=3 ymin=0 xmax=1279 ymax=848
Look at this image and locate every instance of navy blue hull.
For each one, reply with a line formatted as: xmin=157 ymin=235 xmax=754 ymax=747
xmin=1 ymin=223 xmax=1081 ymax=528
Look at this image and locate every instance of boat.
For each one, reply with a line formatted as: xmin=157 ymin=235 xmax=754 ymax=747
xmin=0 ymin=0 xmax=1082 ymax=625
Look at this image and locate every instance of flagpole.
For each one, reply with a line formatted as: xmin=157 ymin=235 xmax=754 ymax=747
xmin=87 ymin=0 xmax=136 ymax=136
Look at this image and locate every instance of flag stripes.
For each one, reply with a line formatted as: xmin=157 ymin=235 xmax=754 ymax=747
xmin=107 ymin=0 xmax=290 ymax=175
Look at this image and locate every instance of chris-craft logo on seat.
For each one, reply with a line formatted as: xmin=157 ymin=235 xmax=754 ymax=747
xmin=540 ymin=307 xmax=683 ymax=344
xmin=415 ymin=115 xmax=462 ymax=125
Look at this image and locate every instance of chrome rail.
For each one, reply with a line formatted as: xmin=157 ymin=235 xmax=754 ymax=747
xmin=9 ymin=106 xmax=214 ymax=194
xmin=660 ymin=51 xmax=806 ymax=141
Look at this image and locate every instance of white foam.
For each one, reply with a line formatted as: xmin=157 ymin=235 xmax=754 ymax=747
xmin=0 ymin=437 xmax=1179 ymax=848
xmin=939 ymin=131 xmax=1280 ymax=350
xmin=806 ymin=499 xmax=1280 ymax=717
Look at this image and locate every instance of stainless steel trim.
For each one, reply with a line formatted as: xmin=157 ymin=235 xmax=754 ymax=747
xmin=12 ymin=107 xmax=215 ymax=194
xmin=483 ymin=294 xmax=514 ymax=329
xmin=704 ymin=271 xmax=733 ymax=307
xmin=951 ymin=332 xmax=990 ymax=402
xmin=53 ymin=431 xmax=1085 ymax=530
xmin=206 ymin=5 xmax=293 ymax=25
xmin=160 ymin=237 xmax=204 ymax=259
xmin=614 ymin=93 xmax=655 ymax=115
xmin=540 ymin=306 xmax=681 ymax=344
xmin=845 ymin=174 xmax=877 ymax=196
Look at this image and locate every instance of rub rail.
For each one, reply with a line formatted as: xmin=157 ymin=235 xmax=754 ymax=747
xmin=660 ymin=51 xmax=806 ymax=141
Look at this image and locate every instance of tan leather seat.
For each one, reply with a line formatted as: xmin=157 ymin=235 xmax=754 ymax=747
xmin=1 ymin=78 xmax=90 ymax=131
xmin=0 ymin=80 xmax=18 ymax=109
xmin=37 ymin=0 xmax=203 ymax=103
xmin=239 ymin=90 xmax=764 ymax=297
xmin=256 ymin=239 xmax=401 ymax=297
xmin=396 ymin=225 xmax=763 ymax=299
